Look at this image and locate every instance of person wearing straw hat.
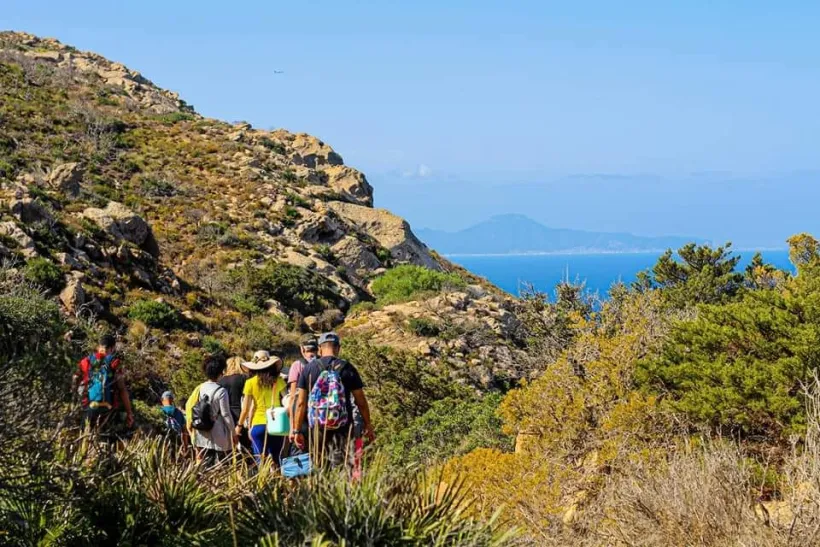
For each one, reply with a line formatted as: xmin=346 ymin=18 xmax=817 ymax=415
xmin=235 ymin=350 xmax=287 ymax=464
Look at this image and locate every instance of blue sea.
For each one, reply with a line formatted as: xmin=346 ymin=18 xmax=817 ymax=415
xmin=450 ymin=250 xmax=793 ymax=298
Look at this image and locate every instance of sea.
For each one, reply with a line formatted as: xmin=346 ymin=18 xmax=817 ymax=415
xmin=449 ymin=250 xmax=793 ymax=298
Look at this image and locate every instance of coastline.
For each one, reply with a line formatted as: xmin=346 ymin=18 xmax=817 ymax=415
xmin=442 ymin=247 xmax=788 ymax=258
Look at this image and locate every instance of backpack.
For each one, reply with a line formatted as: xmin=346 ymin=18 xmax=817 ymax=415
xmin=163 ymin=407 xmax=184 ymax=435
xmin=87 ymin=354 xmax=116 ymax=408
xmin=307 ymin=359 xmax=349 ymax=430
xmin=191 ymin=385 xmax=222 ymax=431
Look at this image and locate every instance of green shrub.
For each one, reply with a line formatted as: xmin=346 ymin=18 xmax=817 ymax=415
xmin=201 ymin=336 xmax=226 ymax=358
xmin=153 ymin=111 xmax=196 ymax=125
xmin=228 ymin=261 xmax=337 ymax=316
xmin=127 ymin=299 xmax=179 ymax=329
xmin=376 ymin=247 xmax=393 ymax=264
xmin=407 ymin=316 xmax=440 ymax=337
xmin=387 ymin=394 xmax=513 ymax=467
xmin=285 ymin=192 xmax=310 ymax=208
xmin=23 ymin=258 xmax=64 ymax=293
xmin=313 ymin=243 xmax=334 ymax=262
xmin=258 ymin=137 xmax=286 ymax=154
xmin=0 ymin=159 xmax=14 ymax=179
xmin=636 ymin=257 xmax=820 ymax=441
xmin=371 ymin=265 xmax=465 ymax=305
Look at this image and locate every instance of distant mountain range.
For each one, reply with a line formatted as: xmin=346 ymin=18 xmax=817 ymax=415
xmin=417 ymin=214 xmax=706 ymax=255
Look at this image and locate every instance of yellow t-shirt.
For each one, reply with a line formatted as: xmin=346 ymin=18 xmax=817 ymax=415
xmin=243 ymin=375 xmax=286 ymax=427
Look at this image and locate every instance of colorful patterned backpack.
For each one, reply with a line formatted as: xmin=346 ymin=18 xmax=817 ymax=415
xmin=307 ymin=359 xmax=349 ymax=430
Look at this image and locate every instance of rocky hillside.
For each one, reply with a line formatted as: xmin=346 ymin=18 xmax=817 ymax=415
xmin=0 ymin=31 xmax=526 ymax=393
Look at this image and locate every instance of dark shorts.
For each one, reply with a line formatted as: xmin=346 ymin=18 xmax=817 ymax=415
xmin=198 ymin=448 xmax=230 ymax=468
xmin=308 ymin=428 xmax=354 ymax=469
xmin=83 ymin=407 xmax=128 ymax=438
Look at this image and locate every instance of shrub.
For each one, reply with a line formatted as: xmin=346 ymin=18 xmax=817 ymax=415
xmin=201 ymin=336 xmax=226 ymax=358
xmin=407 ymin=316 xmax=440 ymax=337
xmin=153 ymin=111 xmax=195 ymax=125
xmin=258 ymin=137 xmax=286 ymax=154
xmin=127 ymin=299 xmax=179 ymax=329
xmin=0 ymin=158 xmax=14 ymax=179
xmin=23 ymin=257 xmax=64 ymax=293
xmin=376 ymin=246 xmax=393 ymax=264
xmin=371 ymin=265 xmax=465 ymax=305
xmin=227 ymin=261 xmax=337 ymax=316
xmin=313 ymin=243 xmax=334 ymax=262
xmin=387 ymin=394 xmax=513 ymax=467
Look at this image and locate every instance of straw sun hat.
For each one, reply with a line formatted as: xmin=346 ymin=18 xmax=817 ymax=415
xmin=243 ymin=350 xmax=282 ymax=371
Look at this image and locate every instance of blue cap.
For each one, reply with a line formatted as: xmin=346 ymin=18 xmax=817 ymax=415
xmin=318 ymin=332 xmax=340 ymax=345
xmin=161 ymin=390 xmax=174 ymax=401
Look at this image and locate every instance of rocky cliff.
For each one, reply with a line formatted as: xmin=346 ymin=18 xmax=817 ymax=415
xmin=0 ymin=31 xmax=524 ymax=391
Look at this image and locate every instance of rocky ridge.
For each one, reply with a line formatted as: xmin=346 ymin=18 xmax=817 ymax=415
xmin=0 ymin=31 xmax=524 ymax=389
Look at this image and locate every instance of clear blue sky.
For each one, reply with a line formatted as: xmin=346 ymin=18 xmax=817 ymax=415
xmin=4 ymin=1 xmax=820 ymax=245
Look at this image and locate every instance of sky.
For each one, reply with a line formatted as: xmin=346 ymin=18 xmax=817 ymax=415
xmin=4 ymin=1 xmax=820 ymax=246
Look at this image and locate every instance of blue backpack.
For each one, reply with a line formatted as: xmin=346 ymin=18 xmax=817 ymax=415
xmin=87 ymin=354 xmax=116 ymax=408
xmin=162 ymin=406 xmax=184 ymax=435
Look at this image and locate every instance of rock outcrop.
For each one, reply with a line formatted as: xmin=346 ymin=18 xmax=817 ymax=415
xmin=328 ymin=202 xmax=441 ymax=270
xmin=10 ymin=198 xmax=53 ymax=225
xmin=6 ymin=33 xmax=192 ymax=114
xmin=0 ymin=221 xmax=37 ymax=258
xmin=47 ymin=163 xmax=83 ymax=195
xmin=59 ymin=278 xmax=86 ymax=314
xmin=81 ymin=202 xmax=154 ymax=250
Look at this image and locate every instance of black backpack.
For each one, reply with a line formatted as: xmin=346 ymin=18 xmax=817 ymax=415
xmin=191 ymin=386 xmax=222 ymax=431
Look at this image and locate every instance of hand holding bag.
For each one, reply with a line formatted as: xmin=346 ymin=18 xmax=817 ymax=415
xmin=280 ymin=441 xmax=311 ymax=478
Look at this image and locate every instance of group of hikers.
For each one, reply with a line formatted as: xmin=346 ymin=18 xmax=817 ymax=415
xmin=73 ymin=331 xmax=375 ymax=475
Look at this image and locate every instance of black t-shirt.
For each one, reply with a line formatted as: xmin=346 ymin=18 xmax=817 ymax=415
xmin=297 ymin=356 xmax=364 ymax=430
xmin=218 ymin=373 xmax=247 ymax=423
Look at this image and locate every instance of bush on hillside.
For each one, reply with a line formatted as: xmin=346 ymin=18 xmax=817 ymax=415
xmin=636 ymin=245 xmax=820 ymax=441
xmin=371 ymin=265 xmax=465 ymax=305
xmin=387 ymin=394 xmax=513 ymax=467
xmin=127 ymin=299 xmax=179 ymax=330
xmin=227 ymin=261 xmax=338 ymax=316
xmin=407 ymin=316 xmax=440 ymax=337
xmin=23 ymin=257 xmax=64 ymax=293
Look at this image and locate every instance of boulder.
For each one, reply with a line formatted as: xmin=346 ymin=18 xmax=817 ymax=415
xmin=0 ymin=221 xmax=37 ymax=258
xmin=303 ymin=315 xmax=320 ymax=332
xmin=81 ymin=202 xmax=152 ymax=247
xmin=265 ymin=299 xmax=288 ymax=319
xmin=285 ymin=133 xmax=343 ymax=168
xmin=55 ymin=252 xmax=81 ymax=270
xmin=10 ymin=198 xmax=53 ymax=225
xmin=47 ymin=163 xmax=83 ymax=195
xmin=59 ymin=279 xmax=86 ymax=314
xmin=321 ymin=165 xmax=374 ymax=206
xmin=331 ymin=236 xmax=382 ymax=274
xmin=328 ymin=202 xmax=441 ymax=270
xmin=295 ymin=211 xmax=345 ymax=243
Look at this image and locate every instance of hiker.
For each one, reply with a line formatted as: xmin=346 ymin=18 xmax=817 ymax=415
xmin=235 ymin=350 xmax=287 ymax=464
xmin=160 ymin=390 xmax=190 ymax=451
xmin=73 ymin=334 xmax=134 ymax=435
xmin=286 ymin=336 xmax=318 ymax=421
xmin=186 ymin=355 xmax=235 ymax=467
xmin=219 ymin=356 xmax=252 ymax=454
xmin=291 ymin=332 xmax=375 ymax=469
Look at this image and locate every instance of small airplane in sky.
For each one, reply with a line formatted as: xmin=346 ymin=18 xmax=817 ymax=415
xmin=274 ymin=70 xmax=284 ymax=74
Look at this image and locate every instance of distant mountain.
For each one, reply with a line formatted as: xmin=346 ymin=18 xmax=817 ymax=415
xmin=417 ymin=214 xmax=706 ymax=255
